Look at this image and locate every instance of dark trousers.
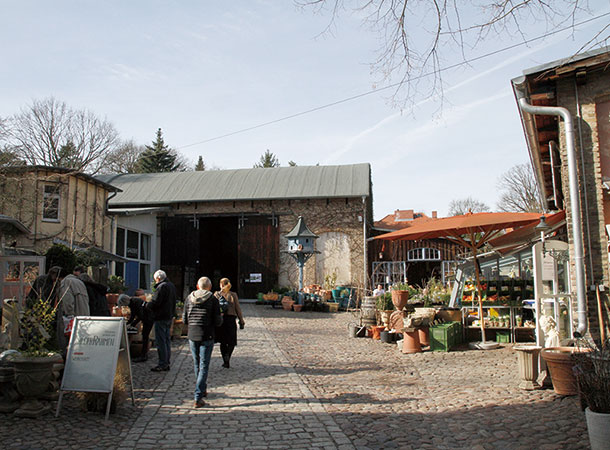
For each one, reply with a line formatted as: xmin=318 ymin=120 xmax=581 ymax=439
xmin=220 ymin=343 xmax=234 ymax=364
xmin=141 ymin=321 xmax=153 ymax=356
xmin=154 ymin=319 xmax=172 ymax=368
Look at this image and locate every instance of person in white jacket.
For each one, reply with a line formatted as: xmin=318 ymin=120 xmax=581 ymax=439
xmin=56 ymin=272 xmax=90 ymax=356
xmin=60 ymin=274 xmax=90 ymax=316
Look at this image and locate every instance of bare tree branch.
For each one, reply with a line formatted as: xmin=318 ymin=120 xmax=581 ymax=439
xmin=298 ymin=0 xmax=607 ymax=108
xmin=496 ymin=163 xmax=544 ymax=212
xmin=4 ymin=97 xmax=120 ymax=174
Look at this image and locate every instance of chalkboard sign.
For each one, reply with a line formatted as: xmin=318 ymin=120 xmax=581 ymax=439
xmin=56 ymin=317 xmax=134 ymax=420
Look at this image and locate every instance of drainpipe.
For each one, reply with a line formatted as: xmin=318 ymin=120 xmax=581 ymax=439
xmin=512 ymin=78 xmax=587 ymax=337
xmin=362 ymin=196 xmax=368 ymax=295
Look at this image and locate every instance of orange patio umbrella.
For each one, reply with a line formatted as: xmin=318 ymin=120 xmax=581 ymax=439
xmin=374 ymin=211 xmax=545 ymax=344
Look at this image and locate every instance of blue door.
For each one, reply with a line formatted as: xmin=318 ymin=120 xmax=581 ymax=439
xmin=125 ymin=261 xmax=139 ymax=295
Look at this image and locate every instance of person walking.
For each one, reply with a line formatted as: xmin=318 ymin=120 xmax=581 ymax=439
xmin=214 ymin=278 xmax=245 ymax=369
xmin=146 ymin=269 xmax=177 ymax=372
xmin=183 ymin=276 xmax=222 ymax=408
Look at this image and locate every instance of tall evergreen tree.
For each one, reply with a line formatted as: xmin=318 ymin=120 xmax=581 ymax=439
xmin=253 ymin=149 xmax=279 ymax=168
xmin=136 ymin=128 xmax=181 ymax=173
xmin=195 ymin=155 xmax=206 ymax=171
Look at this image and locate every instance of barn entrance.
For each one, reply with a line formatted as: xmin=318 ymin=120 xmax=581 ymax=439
xmin=160 ymin=215 xmax=278 ymax=300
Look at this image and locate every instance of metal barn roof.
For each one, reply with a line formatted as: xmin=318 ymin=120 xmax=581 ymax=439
xmin=96 ymin=163 xmax=371 ymax=207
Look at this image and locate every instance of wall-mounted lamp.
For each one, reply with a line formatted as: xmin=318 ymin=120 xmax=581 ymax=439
xmin=535 ymin=215 xmax=551 ymax=253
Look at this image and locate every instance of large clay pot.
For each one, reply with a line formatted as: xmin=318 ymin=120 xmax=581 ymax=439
xmin=417 ymin=326 xmax=430 ymax=347
xmin=106 ymin=293 xmax=119 ymax=310
xmin=12 ymin=354 xmax=58 ymax=417
xmin=380 ymin=310 xmax=393 ymax=327
xmin=391 ymin=290 xmax=409 ymax=310
xmin=541 ymin=346 xmax=591 ymax=395
xmin=514 ymin=345 xmax=542 ymax=390
xmin=402 ymin=329 xmax=422 ymax=354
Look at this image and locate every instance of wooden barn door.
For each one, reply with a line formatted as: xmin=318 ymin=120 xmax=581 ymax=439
xmin=238 ymin=216 xmax=279 ymax=299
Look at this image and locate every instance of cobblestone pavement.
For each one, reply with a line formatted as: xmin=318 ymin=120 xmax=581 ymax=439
xmin=0 ymin=304 xmax=589 ymax=449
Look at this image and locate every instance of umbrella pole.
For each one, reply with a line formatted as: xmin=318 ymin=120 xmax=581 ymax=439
xmin=471 ymin=244 xmax=487 ymax=343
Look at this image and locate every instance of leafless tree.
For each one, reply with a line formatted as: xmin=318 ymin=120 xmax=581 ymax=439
xmin=100 ymin=140 xmax=145 ymax=174
xmin=3 ymin=97 xmax=120 ymax=173
xmin=496 ymin=163 xmax=544 ymax=212
xmin=448 ymin=196 xmax=491 ymax=216
xmin=299 ymin=1 xmax=607 ymax=107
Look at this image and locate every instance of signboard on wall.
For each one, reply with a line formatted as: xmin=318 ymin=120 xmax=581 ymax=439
xmin=248 ymin=273 xmax=262 ymax=283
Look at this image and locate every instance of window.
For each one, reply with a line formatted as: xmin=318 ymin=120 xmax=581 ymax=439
xmin=407 ymin=247 xmax=441 ymax=261
xmin=114 ymin=226 xmax=152 ymax=288
xmin=140 ymin=234 xmax=151 ymax=260
xmin=126 ymin=230 xmax=139 ymax=258
xmin=116 ymin=227 xmax=125 ymax=257
xmin=42 ymin=184 xmax=61 ymax=221
xmin=139 ymin=263 xmax=150 ymax=290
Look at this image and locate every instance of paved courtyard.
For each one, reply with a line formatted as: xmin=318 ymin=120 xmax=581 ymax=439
xmin=1 ymin=304 xmax=589 ymax=449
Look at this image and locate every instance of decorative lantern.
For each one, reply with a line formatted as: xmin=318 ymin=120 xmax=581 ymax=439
xmin=284 ymin=216 xmax=319 ymax=292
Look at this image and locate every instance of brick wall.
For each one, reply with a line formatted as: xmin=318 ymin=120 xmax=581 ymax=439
xmin=556 ymin=68 xmax=610 ymax=339
xmin=169 ymin=195 xmax=370 ymax=291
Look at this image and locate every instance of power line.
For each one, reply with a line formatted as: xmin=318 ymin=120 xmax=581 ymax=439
xmin=178 ymin=12 xmax=610 ymax=150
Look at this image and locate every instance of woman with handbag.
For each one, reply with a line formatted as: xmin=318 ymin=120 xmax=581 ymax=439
xmin=214 ymin=278 xmax=245 ymax=368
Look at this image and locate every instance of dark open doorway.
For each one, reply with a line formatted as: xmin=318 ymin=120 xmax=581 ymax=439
xmin=198 ymin=217 xmax=238 ymax=291
xmin=161 ymin=216 xmax=238 ymax=298
xmin=161 ymin=215 xmax=278 ymax=300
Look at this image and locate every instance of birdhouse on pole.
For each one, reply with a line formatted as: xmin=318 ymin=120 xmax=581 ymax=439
xmin=283 ymin=216 xmax=319 ymax=294
xmin=285 ymin=216 xmax=318 ymax=254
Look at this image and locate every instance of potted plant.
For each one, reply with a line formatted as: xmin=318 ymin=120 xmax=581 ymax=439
xmin=573 ymin=339 xmax=610 ymax=450
xmin=106 ymin=275 xmax=127 ymax=309
xmin=391 ymin=283 xmax=410 ymax=310
xmin=7 ymin=298 xmax=63 ymax=417
xmin=376 ymin=292 xmax=394 ymax=327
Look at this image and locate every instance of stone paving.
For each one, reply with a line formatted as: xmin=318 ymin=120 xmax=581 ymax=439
xmin=0 ymin=304 xmax=590 ymax=449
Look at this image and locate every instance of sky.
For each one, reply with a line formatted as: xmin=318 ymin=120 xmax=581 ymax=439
xmin=1 ymin=1 xmax=609 ymax=220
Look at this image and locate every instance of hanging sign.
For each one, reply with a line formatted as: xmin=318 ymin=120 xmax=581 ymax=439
xmin=56 ymin=317 xmax=134 ymax=420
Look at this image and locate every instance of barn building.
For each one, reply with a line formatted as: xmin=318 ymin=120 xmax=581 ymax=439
xmin=97 ymin=164 xmax=372 ymax=299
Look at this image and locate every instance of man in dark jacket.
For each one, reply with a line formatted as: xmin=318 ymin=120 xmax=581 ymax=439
xmin=79 ymin=274 xmax=110 ymax=317
xmin=145 ymin=269 xmax=177 ymax=372
xmin=183 ymin=276 xmax=222 ymax=408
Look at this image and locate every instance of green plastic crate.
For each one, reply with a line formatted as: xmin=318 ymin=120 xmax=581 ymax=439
xmin=430 ymin=322 xmax=461 ymax=352
xmin=496 ymin=331 xmax=511 ymax=343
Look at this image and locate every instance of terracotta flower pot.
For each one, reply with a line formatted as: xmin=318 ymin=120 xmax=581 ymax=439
xmin=418 ymin=326 xmax=430 ymax=347
xmin=402 ymin=329 xmax=422 ymax=354
xmin=371 ymin=325 xmax=385 ymax=340
xmin=293 ymin=304 xmax=303 ymax=312
xmin=281 ymin=296 xmax=295 ymax=311
xmin=106 ymin=293 xmax=119 ymax=310
xmin=391 ymin=290 xmax=409 ymax=310
xmin=541 ymin=346 xmax=591 ymax=395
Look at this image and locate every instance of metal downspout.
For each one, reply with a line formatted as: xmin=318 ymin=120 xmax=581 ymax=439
xmin=362 ymin=196 xmax=368 ymax=295
xmin=513 ymin=84 xmax=588 ymax=337
xmin=574 ymin=79 xmax=596 ymax=285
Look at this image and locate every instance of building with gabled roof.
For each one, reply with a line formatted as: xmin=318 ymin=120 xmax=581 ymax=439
xmin=97 ymin=163 xmax=373 ymax=298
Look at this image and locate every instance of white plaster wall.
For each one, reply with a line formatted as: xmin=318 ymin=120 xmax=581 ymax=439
xmin=315 ymin=231 xmax=351 ymax=285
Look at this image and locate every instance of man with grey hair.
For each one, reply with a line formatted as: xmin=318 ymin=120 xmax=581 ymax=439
xmin=183 ymin=276 xmax=222 ymax=408
xmin=145 ymin=269 xmax=177 ymax=371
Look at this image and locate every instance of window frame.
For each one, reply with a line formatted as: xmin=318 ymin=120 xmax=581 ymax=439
xmin=42 ymin=184 xmax=61 ymax=222
xmin=114 ymin=226 xmax=153 ymax=290
xmin=407 ymin=247 xmax=441 ymax=262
